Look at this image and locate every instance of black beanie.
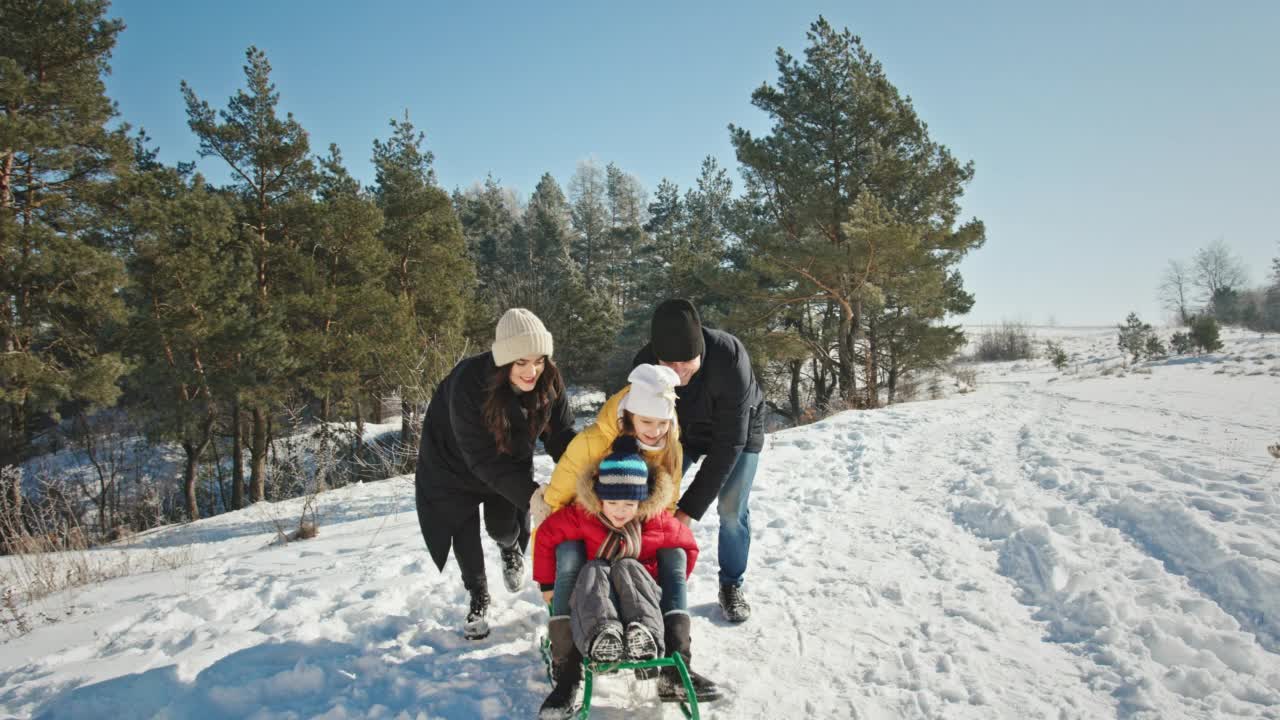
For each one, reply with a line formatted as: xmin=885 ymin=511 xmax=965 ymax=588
xmin=651 ymin=299 xmax=704 ymax=362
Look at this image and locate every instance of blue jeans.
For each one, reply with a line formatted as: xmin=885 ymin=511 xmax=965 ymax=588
xmin=684 ymin=450 xmax=758 ymax=588
xmin=551 ymin=543 xmax=688 ymax=616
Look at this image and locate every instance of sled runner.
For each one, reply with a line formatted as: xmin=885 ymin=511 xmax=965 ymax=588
xmin=539 ymin=634 xmax=701 ymax=719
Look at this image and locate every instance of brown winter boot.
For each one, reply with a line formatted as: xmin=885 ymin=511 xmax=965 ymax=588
xmin=539 ymin=617 xmax=583 ymax=719
xmin=657 ymin=613 xmax=722 ymax=703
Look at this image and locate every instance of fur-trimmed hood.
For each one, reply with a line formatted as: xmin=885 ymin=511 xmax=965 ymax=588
xmin=574 ymin=456 xmax=676 ymax=520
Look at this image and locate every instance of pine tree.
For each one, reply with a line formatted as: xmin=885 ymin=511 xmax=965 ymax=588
xmin=1188 ymin=315 xmax=1223 ymax=353
xmin=501 ymin=173 xmax=619 ymax=384
xmin=1044 ymin=340 xmax=1069 ymax=371
xmin=1169 ymin=331 xmax=1194 ymax=355
xmin=295 ymin=145 xmax=394 ymax=429
xmin=1265 ymin=254 xmax=1280 ymax=331
xmin=845 ymin=196 xmax=971 ymax=404
xmin=182 ymin=46 xmax=315 ymax=502
xmin=1117 ymin=312 xmax=1154 ymax=363
xmin=455 ymin=174 xmax=519 ymax=299
xmin=1209 ymin=287 xmax=1241 ymax=325
xmin=604 ymin=162 xmax=648 ymax=311
xmin=371 ymin=115 xmax=473 ymax=446
xmin=641 ymin=179 xmax=684 ymax=304
xmin=121 ymin=153 xmax=242 ymax=520
xmin=730 ymin=17 xmax=983 ymax=407
xmin=549 ymin=271 xmax=622 ymax=384
xmin=678 ymin=157 xmax=733 ymax=310
xmin=505 ymin=173 xmax=575 ymax=312
xmin=569 ymin=160 xmax=609 ymax=289
xmin=1 ymin=0 xmax=131 ymax=532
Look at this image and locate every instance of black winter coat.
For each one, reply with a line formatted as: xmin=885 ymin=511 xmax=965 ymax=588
xmin=415 ymin=352 xmax=577 ymax=570
xmin=634 ymin=327 xmax=764 ymax=520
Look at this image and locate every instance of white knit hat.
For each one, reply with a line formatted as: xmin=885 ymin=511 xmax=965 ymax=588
xmin=492 ymin=308 xmax=554 ymax=366
xmin=619 ymin=364 xmax=680 ymax=420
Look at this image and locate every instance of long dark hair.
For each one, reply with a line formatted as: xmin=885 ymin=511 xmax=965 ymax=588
xmin=482 ymin=355 xmax=565 ymax=455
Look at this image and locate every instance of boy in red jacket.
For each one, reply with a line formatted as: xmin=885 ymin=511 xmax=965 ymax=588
xmin=534 ymin=435 xmax=698 ymax=718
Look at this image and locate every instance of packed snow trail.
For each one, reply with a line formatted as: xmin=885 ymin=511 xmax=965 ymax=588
xmin=2 ymin=328 xmax=1278 ymax=718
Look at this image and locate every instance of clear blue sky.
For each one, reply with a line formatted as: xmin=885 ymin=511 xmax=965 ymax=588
xmin=103 ymin=0 xmax=1279 ymax=326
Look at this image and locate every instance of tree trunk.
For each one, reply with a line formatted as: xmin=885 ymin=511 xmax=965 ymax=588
xmin=250 ymin=405 xmax=267 ymax=502
xmin=231 ymin=399 xmax=244 ymax=510
xmin=400 ymin=396 xmax=412 ymax=448
xmin=788 ymin=359 xmax=803 ymax=427
xmin=2 ymin=406 xmax=26 ymax=540
xmin=210 ymin=430 xmax=227 ymax=512
xmin=837 ymin=302 xmax=859 ymax=407
xmin=851 ymin=299 xmax=863 ymax=407
xmin=887 ymin=354 xmax=899 ymax=406
xmin=182 ymin=414 xmax=215 ymax=521
xmin=182 ymin=443 xmax=201 ymax=521
xmin=865 ymin=314 xmax=879 ymax=409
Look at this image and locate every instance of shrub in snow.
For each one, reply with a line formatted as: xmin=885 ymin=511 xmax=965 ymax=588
xmin=1143 ymin=334 xmax=1167 ymax=360
xmin=1188 ymin=315 xmax=1223 ymax=353
xmin=950 ymin=366 xmax=977 ymax=391
xmin=974 ymin=322 xmax=1037 ymax=361
xmin=1116 ymin=312 xmax=1158 ymax=363
xmin=1044 ymin=340 xmax=1069 ymax=371
xmin=1169 ymin=331 xmax=1194 ymax=355
xmin=2 ymin=586 xmax=31 ymax=637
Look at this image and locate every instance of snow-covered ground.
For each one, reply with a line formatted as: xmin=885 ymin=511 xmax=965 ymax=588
xmin=2 ymin=328 xmax=1278 ymax=719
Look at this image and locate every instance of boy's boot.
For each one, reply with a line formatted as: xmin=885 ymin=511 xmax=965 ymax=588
xmin=588 ymin=622 xmax=624 ymax=663
xmin=463 ymin=582 xmax=490 ymax=640
xmin=539 ymin=618 xmax=583 ymax=719
xmin=499 ymin=542 xmax=524 ymax=593
xmin=657 ymin=613 xmax=722 ymax=703
xmin=624 ymin=621 xmax=660 ymax=661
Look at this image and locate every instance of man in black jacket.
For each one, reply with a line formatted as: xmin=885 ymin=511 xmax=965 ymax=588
xmin=633 ymin=299 xmax=764 ymax=623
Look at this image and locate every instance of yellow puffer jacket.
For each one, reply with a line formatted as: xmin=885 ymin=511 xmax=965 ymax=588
xmin=531 ymin=385 xmax=683 ymax=527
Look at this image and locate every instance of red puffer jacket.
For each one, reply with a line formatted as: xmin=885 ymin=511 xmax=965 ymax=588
xmin=532 ymin=468 xmax=698 ymax=586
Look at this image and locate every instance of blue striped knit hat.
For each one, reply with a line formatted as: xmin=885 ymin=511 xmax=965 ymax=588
xmin=595 ymin=435 xmax=650 ymax=502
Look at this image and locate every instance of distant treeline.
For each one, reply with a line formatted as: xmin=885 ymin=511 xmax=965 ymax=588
xmin=1158 ymin=240 xmax=1280 ymax=332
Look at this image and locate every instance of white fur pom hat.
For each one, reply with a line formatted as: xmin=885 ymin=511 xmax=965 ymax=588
xmin=619 ymin=364 xmax=680 ymax=420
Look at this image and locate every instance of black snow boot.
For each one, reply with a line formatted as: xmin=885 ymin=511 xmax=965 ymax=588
xmin=499 ymin=543 xmax=525 ymax=593
xmin=463 ymin=585 xmax=490 ymax=640
xmin=718 ymin=583 xmax=751 ymax=623
xmin=539 ymin=618 xmax=583 ymax=719
xmin=657 ymin=613 xmax=722 ymax=703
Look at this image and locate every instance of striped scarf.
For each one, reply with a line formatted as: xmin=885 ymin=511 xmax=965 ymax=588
xmin=595 ymin=514 xmax=643 ymax=561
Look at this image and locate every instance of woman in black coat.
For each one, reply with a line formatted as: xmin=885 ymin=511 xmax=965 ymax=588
xmin=414 ymin=308 xmax=577 ymax=639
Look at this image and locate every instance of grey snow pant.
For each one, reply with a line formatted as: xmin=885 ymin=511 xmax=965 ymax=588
xmin=570 ymin=558 xmax=664 ymax=658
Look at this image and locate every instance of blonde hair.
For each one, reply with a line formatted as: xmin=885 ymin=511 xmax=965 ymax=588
xmin=621 ymin=410 xmax=680 ymax=481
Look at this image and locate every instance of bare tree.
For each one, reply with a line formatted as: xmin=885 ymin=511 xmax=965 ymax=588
xmin=1192 ymin=239 xmax=1248 ymax=302
xmin=1158 ymin=259 xmax=1194 ymax=325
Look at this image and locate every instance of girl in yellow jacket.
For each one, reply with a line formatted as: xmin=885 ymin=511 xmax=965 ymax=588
xmin=533 ymin=366 xmax=682 ymax=527
xmin=532 ymin=364 xmax=721 ymax=705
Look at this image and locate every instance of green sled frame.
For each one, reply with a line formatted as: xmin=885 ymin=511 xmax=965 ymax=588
xmin=540 ymin=634 xmax=701 ymax=719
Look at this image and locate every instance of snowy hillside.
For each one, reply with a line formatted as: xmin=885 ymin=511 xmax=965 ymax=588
xmin=2 ymin=328 xmax=1278 ymax=719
